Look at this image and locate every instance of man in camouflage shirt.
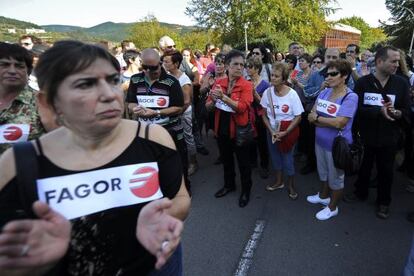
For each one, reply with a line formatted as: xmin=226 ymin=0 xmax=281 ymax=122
xmin=0 ymin=42 xmax=45 ymax=155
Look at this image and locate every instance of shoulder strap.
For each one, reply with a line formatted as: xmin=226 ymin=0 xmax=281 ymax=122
xmin=145 ymin=123 xmax=150 ymax=140
xmin=340 ymin=92 xmax=351 ymax=105
xmin=372 ymin=75 xmax=389 ymax=102
xmin=267 ymin=88 xmax=276 ymax=120
xmin=34 ymin=138 xmax=44 ymax=156
xmin=265 ymin=64 xmax=271 ymax=81
xmin=13 ymin=142 xmax=39 ymax=217
xmin=136 ymin=121 xmax=142 ymax=136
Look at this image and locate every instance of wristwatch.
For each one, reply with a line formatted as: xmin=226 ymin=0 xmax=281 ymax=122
xmin=156 ymin=109 xmax=161 ymax=118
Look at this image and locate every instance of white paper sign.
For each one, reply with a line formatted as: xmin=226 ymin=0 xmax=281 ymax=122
xmin=137 ymin=95 xmax=170 ymax=108
xmin=0 ymin=124 xmax=30 ymax=144
xmin=215 ymin=99 xmax=235 ymax=113
xmin=37 ymin=163 xmax=163 ymax=220
xmin=363 ymin=92 xmax=395 ymax=106
xmin=316 ymin=99 xmax=341 ymax=117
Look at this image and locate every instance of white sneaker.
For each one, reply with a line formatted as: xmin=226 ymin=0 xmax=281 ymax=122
xmin=306 ymin=193 xmax=330 ymax=205
xmin=316 ymin=206 xmax=338 ymax=221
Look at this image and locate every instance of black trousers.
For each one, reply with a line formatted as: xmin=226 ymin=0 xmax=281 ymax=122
xmin=355 ymin=145 xmax=397 ymax=206
xmin=169 ymin=130 xmax=190 ymax=194
xmin=301 ymin=111 xmax=316 ymax=167
xmin=250 ymin=115 xmax=269 ymax=169
xmin=217 ymin=135 xmax=252 ymax=195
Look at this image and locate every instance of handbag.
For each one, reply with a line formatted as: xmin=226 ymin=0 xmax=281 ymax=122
xmin=332 ymin=93 xmax=364 ymax=175
xmin=332 ymin=131 xmax=364 ymax=175
xmin=235 ymin=120 xmax=255 ymax=146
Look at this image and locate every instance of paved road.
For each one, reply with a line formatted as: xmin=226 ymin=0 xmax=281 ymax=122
xmin=181 ymin=135 xmax=413 ymax=276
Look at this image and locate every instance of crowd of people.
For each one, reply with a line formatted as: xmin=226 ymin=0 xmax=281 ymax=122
xmin=0 ymin=33 xmax=413 ymax=274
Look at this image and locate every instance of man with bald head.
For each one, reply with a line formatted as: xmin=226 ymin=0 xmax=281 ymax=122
xmin=126 ymin=48 xmax=190 ymax=192
xmin=300 ymin=48 xmax=341 ymax=174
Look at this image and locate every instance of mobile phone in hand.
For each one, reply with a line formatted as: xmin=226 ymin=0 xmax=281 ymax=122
xmin=381 ymin=93 xmax=391 ymax=103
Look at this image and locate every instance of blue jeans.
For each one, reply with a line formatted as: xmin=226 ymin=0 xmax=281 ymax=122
xmin=148 ymin=243 xmax=183 ymax=276
xmin=266 ymin=131 xmax=295 ymax=176
xmin=403 ymin=235 xmax=414 ymax=276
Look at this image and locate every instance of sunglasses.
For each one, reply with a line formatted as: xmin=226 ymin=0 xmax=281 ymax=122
xmin=346 ymin=50 xmax=355 ymax=53
xmin=325 ymin=71 xmax=340 ymax=77
xmin=142 ymin=64 xmax=160 ymax=71
xmin=313 ymin=61 xmax=322 ymax=64
xmin=21 ymin=43 xmax=32 ymax=46
xmin=252 ymin=52 xmax=261 ymax=55
xmin=166 ymin=45 xmax=176 ymax=49
xmin=246 ymin=64 xmax=254 ymax=69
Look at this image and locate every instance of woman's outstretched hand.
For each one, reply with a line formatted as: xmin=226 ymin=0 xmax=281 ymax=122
xmin=0 ymin=201 xmax=71 ymax=272
xmin=137 ymin=198 xmax=184 ymax=270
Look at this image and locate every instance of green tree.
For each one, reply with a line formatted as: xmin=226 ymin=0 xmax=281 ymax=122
xmin=180 ymin=29 xmax=221 ymax=51
xmin=383 ymin=0 xmax=414 ymax=52
xmin=337 ymin=16 xmax=387 ymax=50
xmin=128 ymin=15 xmax=181 ymax=50
xmin=185 ymin=0 xmax=334 ymax=49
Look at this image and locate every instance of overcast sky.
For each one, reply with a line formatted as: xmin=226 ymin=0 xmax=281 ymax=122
xmin=1 ymin=0 xmax=391 ymax=28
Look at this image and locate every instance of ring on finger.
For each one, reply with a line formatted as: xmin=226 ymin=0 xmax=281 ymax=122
xmin=161 ymin=240 xmax=170 ymax=251
xmin=20 ymin=245 xmax=30 ymax=256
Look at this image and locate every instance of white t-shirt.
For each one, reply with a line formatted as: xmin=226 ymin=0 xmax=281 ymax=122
xmin=260 ymin=87 xmax=304 ymax=129
xmin=177 ymin=72 xmax=192 ymax=112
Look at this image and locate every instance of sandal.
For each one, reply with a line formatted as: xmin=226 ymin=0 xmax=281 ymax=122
xmin=288 ymin=190 xmax=298 ymax=200
xmin=266 ymin=183 xmax=284 ymax=191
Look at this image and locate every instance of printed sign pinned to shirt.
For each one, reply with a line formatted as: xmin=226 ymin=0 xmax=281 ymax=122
xmin=137 ymin=95 xmax=169 ymax=108
xmin=0 ymin=124 xmax=30 ymax=144
xmin=215 ymin=99 xmax=235 ymax=113
xmin=316 ymin=99 xmax=340 ymax=117
xmin=37 ymin=162 xmax=163 ymax=220
xmin=363 ymin=92 xmax=395 ymax=106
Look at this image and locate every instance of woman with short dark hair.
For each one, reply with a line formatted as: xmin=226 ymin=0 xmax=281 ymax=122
xmin=206 ymin=50 xmax=254 ymax=207
xmin=0 ymin=40 xmax=190 ymax=275
xmin=307 ymin=59 xmax=358 ymax=221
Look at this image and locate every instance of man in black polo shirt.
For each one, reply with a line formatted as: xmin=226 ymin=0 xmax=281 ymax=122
xmin=126 ymin=48 xmax=189 ymax=192
xmin=344 ymin=46 xmax=411 ymax=219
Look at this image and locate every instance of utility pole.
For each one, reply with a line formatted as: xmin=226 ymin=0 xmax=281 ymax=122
xmin=244 ymin=23 xmax=248 ymax=55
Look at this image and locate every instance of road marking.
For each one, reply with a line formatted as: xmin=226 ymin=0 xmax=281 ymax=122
xmin=234 ymin=220 xmax=266 ymax=276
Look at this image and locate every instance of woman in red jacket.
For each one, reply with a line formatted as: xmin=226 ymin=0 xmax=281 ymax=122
xmin=206 ymin=50 xmax=254 ymax=207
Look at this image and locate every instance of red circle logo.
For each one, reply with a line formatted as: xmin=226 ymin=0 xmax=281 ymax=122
xmin=281 ymin=104 xmax=289 ymax=113
xmin=157 ymin=97 xmax=167 ymax=107
xmin=327 ymin=104 xmax=337 ymax=114
xmin=129 ymin=166 xmax=160 ymax=198
xmin=3 ymin=126 xmax=23 ymax=141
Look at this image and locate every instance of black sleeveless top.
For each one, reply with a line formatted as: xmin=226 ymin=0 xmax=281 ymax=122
xmin=0 ymin=123 xmax=183 ymax=275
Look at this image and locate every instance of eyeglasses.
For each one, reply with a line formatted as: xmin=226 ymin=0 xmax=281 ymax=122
xmin=325 ymin=71 xmax=340 ymax=77
xmin=142 ymin=64 xmax=160 ymax=71
xmin=166 ymin=45 xmax=176 ymax=49
xmin=313 ymin=61 xmax=322 ymax=64
xmin=252 ymin=52 xmax=261 ymax=56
